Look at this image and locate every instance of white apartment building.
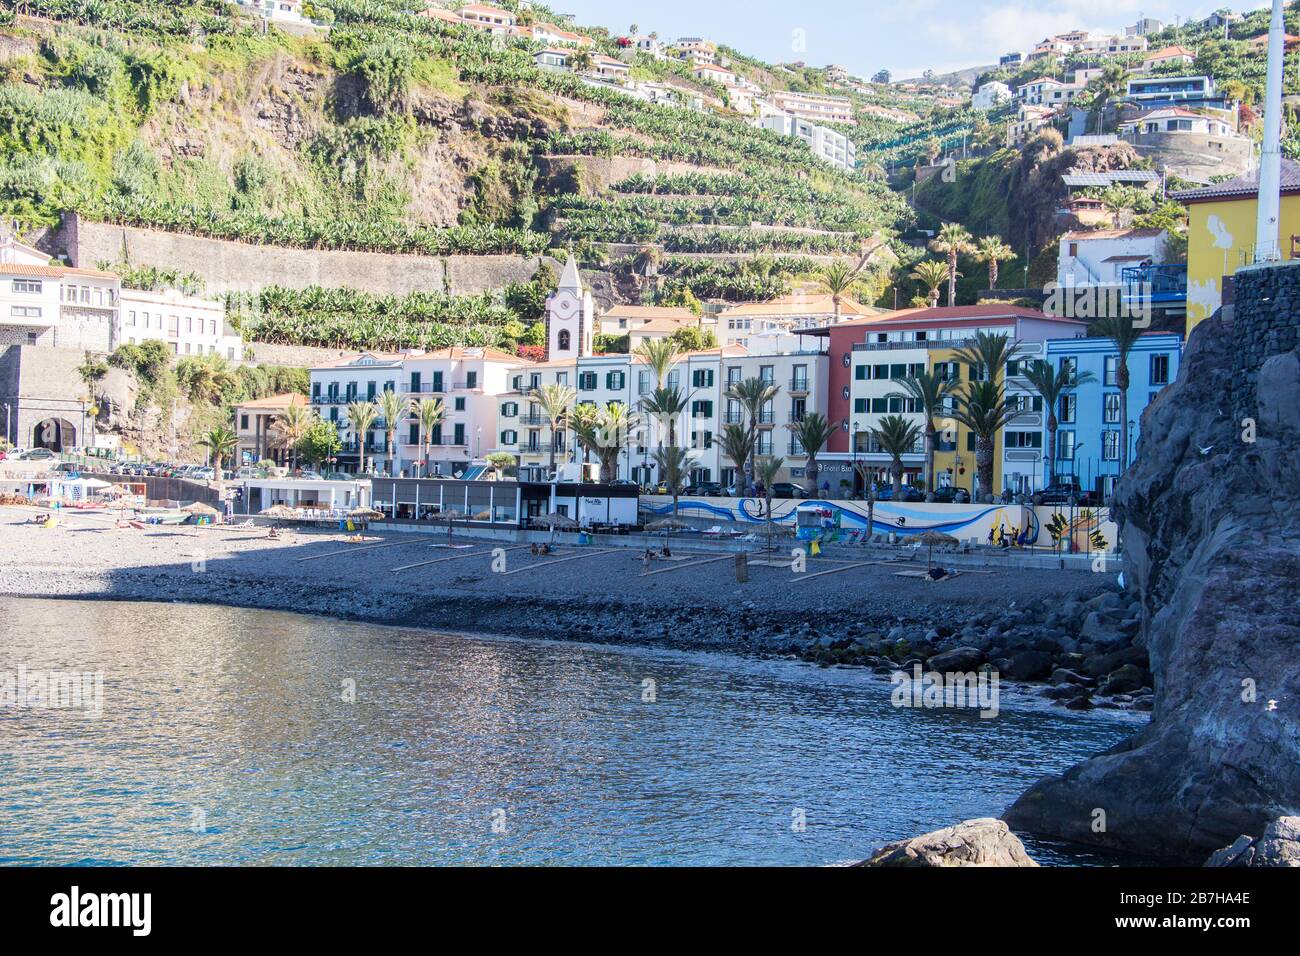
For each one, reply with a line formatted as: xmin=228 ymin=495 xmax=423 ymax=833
xmin=1057 ymin=228 xmax=1168 ymax=287
xmin=717 ymin=294 xmax=882 ymax=350
xmin=671 ymin=38 xmax=717 ymax=66
xmin=719 ymin=351 xmax=829 ymax=489
xmin=236 ymin=0 xmax=306 ymax=24
xmin=1117 ymin=107 xmax=1239 ymax=139
xmin=309 ymin=352 xmax=406 ymax=473
xmin=627 ymin=34 xmax=665 ymax=59
xmin=847 ymin=344 xmax=929 ymax=486
xmin=769 ymin=90 xmax=854 ymax=125
xmin=692 ymin=63 xmax=738 ymax=87
xmin=1016 ymin=77 xmax=1083 ymax=107
xmin=760 ymin=113 xmax=856 ymax=171
xmin=0 ymin=238 xmax=117 ymax=351
xmin=457 ymin=3 xmax=516 ymax=34
xmin=972 ymin=81 xmax=1012 ymax=111
xmin=119 ymin=288 xmax=242 ymax=360
xmin=1007 ymin=104 xmax=1054 ymax=146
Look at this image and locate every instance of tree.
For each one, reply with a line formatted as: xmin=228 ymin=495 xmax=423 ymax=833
xmin=297 ymin=419 xmax=342 ymax=470
xmin=815 ymin=260 xmax=862 ymax=322
xmin=570 ymin=49 xmax=594 ymax=72
xmin=485 ymin=451 xmax=516 ymax=479
xmin=909 ymin=259 xmax=949 ymax=307
xmin=640 ymin=384 xmax=689 ymax=456
xmin=930 ymin=222 xmax=975 ymax=307
xmin=974 ymin=235 xmax=1016 ymax=292
xmin=573 ymin=401 xmax=639 ymax=483
xmin=950 ymin=379 xmax=1017 ymax=502
xmin=952 ymin=330 xmax=1021 ymax=385
xmin=530 ymin=383 xmax=576 ymax=476
xmin=198 ymin=426 xmax=238 ymax=512
xmin=869 ymin=415 xmax=922 ymax=499
xmin=753 ymin=454 xmax=785 ymax=548
xmin=416 ymin=397 xmax=444 ymax=478
xmin=377 ymin=389 xmax=406 ymax=476
xmin=652 ymin=445 xmax=693 ymax=515
xmin=718 ymin=423 xmax=753 ymax=495
xmin=896 ymin=371 xmax=956 ymax=500
xmin=1021 ymin=359 xmax=1097 ymax=486
xmin=786 ymin=411 xmax=834 ymax=496
xmin=345 ymin=399 xmax=379 ymax=475
xmin=76 ymin=353 xmax=108 ymax=399
xmin=669 ymin=326 xmax=717 ymax=352
xmin=1098 ymin=184 xmax=1140 ymax=229
xmin=725 ymin=377 xmax=781 ymax=496
xmin=634 ymin=337 xmax=678 ymax=387
xmin=272 ymin=402 xmax=312 ymax=471
xmin=176 ymin=354 xmax=236 ymax=405
xmin=1089 ymin=313 xmax=1144 ymax=471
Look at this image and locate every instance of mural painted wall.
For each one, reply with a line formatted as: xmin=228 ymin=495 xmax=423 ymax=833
xmin=641 ymin=495 xmax=1118 ymax=552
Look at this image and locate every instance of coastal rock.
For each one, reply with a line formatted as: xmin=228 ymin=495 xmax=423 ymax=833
xmin=1003 ymin=650 xmax=1054 ymax=681
xmin=1005 ymin=288 xmax=1300 ymax=862
xmin=1097 ymin=664 xmax=1145 ymax=696
xmin=927 ymin=646 xmax=985 ymax=672
xmin=1205 ymin=818 xmax=1300 ymax=867
xmin=859 ymin=818 xmax=1039 ymax=867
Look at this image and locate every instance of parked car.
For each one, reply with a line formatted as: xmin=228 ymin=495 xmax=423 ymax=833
xmin=1032 ymin=482 xmax=1099 ymax=507
xmin=769 ymin=482 xmax=807 ymax=499
xmin=873 ymin=484 xmax=925 ymax=502
xmin=21 ymin=448 xmax=56 ymax=461
xmin=687 ymin=481 xmax=724 ymax=497
xmin=930 ymin=486 xmax=971 ymax=504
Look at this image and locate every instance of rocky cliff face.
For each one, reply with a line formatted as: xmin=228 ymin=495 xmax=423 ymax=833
xmin=1004 ymin=263 xmax=1300 ymax=862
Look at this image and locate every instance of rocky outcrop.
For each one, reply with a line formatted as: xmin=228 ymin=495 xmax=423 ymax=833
xmin=859 ymin=819 xmax=1039 ymax=867
xmin=1205 ymin=817 xmax=1300 ymax=867
xmin=1005 ymin=267 xmax=1300 ymax=862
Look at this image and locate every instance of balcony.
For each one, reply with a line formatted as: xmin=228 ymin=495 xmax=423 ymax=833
xmin=788 ymin=378 xmax=810 ymax=395
xmin=452 ymin=380 xmax=482 ymax=391
xmin=1121 ymin=263 xmax=1187 ymax=307
xmin=517 ymin=414 xmax=547 ymax=426
xmin=723 ymin=412 xmax=744 ymax=425
xmin=787 ymin=441 xmax=807 ymax=457
xmin=756 ymin=410 xmax=775 ymax=427
xmin=404 ymin=382 xmax=445 ymax=395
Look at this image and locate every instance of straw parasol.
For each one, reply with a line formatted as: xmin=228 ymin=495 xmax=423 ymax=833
xmin=917 ymin=528 xmax=959 ymax=568
xmin=645 ymin=516 xmax=689 ymax=532
xmin=349 ymin=507 xmax=384 ymax=520
xmin=533 ymin=511 xmax=578 ymax=542
xmin=183 ymin=501 xmax=221 ymax=516
xmin=260 ymin=504 xmax=298 ymax=518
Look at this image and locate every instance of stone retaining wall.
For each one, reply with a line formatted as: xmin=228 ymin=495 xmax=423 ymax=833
xmin=1231 ymin=259 xmax=1300 ymax=420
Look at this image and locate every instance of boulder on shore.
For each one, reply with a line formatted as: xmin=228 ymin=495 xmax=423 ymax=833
xmin=858 ymin=818 xmax=1039 ymax=867
xmin=1205 ymin=817 xmax=1300 ymax=867
xmin=1005 ymin=295 xmax=1300 ymax=862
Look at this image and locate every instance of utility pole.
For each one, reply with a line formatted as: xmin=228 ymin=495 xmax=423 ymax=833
xmin=1255 ymin=0 xmax=1286 ymax=263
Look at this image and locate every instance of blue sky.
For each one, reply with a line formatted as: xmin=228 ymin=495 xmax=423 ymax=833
xmin=554 ymin=1 xmax=1266 ymax=79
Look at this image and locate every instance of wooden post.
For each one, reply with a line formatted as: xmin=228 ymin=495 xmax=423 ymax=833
xmin=735 ymin=552 xmax=748 ymax=583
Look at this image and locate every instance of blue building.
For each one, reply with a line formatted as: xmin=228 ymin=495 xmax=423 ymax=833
xmin=1043 ymin=333 xmax=1182 ymax=498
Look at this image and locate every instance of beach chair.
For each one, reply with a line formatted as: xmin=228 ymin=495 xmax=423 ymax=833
xmin=702 ymin=525 xmax=723 ymax=537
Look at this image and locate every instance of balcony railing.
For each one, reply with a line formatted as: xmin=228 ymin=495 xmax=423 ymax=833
xmin=787 ymin=441 xmax=807 ymax=456
xmin=788 ymin=378 xmax=810 ymax=393
xmin=1121 ymin=264 xmax=1187 ymax=305
xmin=404 ymin=382 xmax=445 ymax=394
xmin=517 ymin=414 xmax=547 ymax=426
xmin=452 ymin=380 xmax=481 ymax=391
xmin=723 ymin=412 xmax=743 ymax=424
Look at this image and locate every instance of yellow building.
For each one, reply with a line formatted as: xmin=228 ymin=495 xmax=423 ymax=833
xmin=1174 ymin=158 xmax=1300 ymax=334
xmin=927 ymin=346 xmax=1004 ymax=497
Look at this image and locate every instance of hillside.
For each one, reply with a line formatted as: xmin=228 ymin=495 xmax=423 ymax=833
xmin=0 ymin=0 xmax=921 ymax=354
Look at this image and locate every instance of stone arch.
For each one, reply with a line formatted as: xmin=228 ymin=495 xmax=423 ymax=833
xmin=32 ymin=418 xmax=76 ymax=452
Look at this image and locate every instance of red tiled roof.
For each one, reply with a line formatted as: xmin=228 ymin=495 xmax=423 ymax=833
xmin=0 ymin=262 xmax=116 ymax=279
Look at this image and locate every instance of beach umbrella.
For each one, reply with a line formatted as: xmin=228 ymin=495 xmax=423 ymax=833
xmin=533 ymin=511 xmax=578 ymax=542
xmin=183 ymin=501 xmax=220 ymax=515
xmin=644 ymin=517 xmax=689 ymax=532
xmin=917 ymin=528 xmax=959 ymax=568
xmin=260 ymin=504 xmax=298 ymax=518
xmin=349 ymin=507 xmax=384 ymax=520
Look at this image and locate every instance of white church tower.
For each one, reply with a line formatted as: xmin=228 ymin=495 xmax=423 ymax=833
xmin=546 ymin=256 xmax=593 ymax=361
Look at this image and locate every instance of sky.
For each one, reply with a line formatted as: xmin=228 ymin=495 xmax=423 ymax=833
xmin=552 ymin=1 xmax=1270 ymax=79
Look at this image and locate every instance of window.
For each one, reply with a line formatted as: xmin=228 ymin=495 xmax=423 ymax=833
xmin=1103 ymin=393 xmax=1121 ymax=424
xmin=558 ymin=329 xmax=571 ymax=350
xmin=873 ymin=364 xmax=888 ymax=380
xmin=501 ymin=402 xmax=518 ymax=417
xmin=638 ymin=370 xmax=651 ymax=393
xmin=10 ymin=306 xmax=41 ymax=318
xmin=607 ymin=370 xmax=626 ymax=390
xmin=726 ymin=366 xmax=741 ymax=386
xmin=579 ymin=371 xmax=597 ymax=390
xmin=367 ymin=382 xmax=377 ymax=400
xmin=1005 ymin=431 xmax=1042 ymax=448
xmin=871 ymin=398 xmax=887 ymax=414
xmin=454 ymin=398 xmax=466 ymax=411
xmin=466 ymin=371 xmax=478 ymax=389
xmin=511 ymin=375 xmax=523 ymax=391
xmin=692 ymin=368 xmax=713 ymax=388
xmin=1103 ymin=355 xmax=1119 ymax=386
xmin=759 ymin=365 xmax=774 ymax=384
xmin=1102 ymin=430 xmax=1121 ymax=461
xmin=1058 ymin=394 xmax=1077 ymax=424
xmin=691 ymin=430 xmax=713 ymax=450
xmin=240 ymin=415 xmax=249 ymax=430
xmin=791 ymin=397 xmax=806 ymax=421
xmin=408 ymin=424 xmax=420 ymax=445
xmin=13 ymin=279 xmax=42 ymax=294
xmin=854 ymin=365 xmax=868 ymax=381
xmin=501 ymin=430 xmax=517 ymax=445
xmin=1058 ymin=430 xmax=1076 ymax=461
xmin=691 ymin=400 xmax=713 ymax=419
xmin=889 ymin=363 xmax=907 ymax=380
xmin=453 ymin=424 xmax=466 ymax=446
xmin=1059 ymin=356 xmax=1078 ymax=377
xmin=1150 ymin=353 xmax=1170 ymax=386
xmin=555 ymin=372 xmax=568 ymax=386
xmin=853 ymin=398 xmax=867 ymax=414
xmin=667 ymin=370 xmax=680 ymax=390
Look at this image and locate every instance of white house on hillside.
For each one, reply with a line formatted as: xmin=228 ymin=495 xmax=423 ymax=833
xmin=1056 ymin=228 xmax=1168 ymax=287
xmin=972 ymin=81 xmax=1011 ymax=110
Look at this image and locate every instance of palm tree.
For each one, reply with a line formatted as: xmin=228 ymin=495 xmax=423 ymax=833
xmin=272 ymin=401 xmax=312 ymax=471
xmin=198 ymin=426 xmax=238 ymax=513
xmin=726 ymin=376 xmax=781 ymax=496
xmin=531 ymin=383 xmax=576 ymax=476
xmin=377 ymin=389 xmax=406 ymax=477
xmin=753 ymin=454 xmax=785 ymax=548
xmin=853 ymin=460 xmax=877 ymax=536
xmin=952 ymin=330 xmax=1021 ymax=385
xmin=786 ymin=411 xmax=834 ymax=497
xmin=653 ymin=445 xmax=693 ymax=515
xmin=416 ymin=397 xmax=444 ymax=478
xmin=950 ymin=379 xmax=1018 ymax=502
xmin=345 ymin=399 xmax=379 ymax=475
xmin=718 ymin=423 xmax=753 ymax=495
xmin=815 ymin=260 xmax=861 ymax=322
xmin=869 ymin=415 xmax=922 ymax=499
xmin=861 ymin=161 xmax=887 ymax=182
xmin=974 ymin=235 xmax=1016 ymax=293
xmin=1089 ymin=313 xmax=1144 ymax=471
xmin=896 ymin=371 xmax=955 ymax=500
xmin=640 ymin=384 xmax=689 ymax=454
xmin=929 ymin=222 xmax=975 ymax=307
xmin=909 ymin=259 xmax=949 ymax=308
xmin=1098 ymin=185 xmax=1135 ymax=229
xmin=634 ymin=337 xmax=678 ymax=387
xmin=1021 ymin=359 xmax=1097 ymax=485
xmin=574 ymin=402 xmax=640 ymax=483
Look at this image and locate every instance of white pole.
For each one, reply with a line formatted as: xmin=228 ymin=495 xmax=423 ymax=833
xmin=1255 ymin=0 xmax=1286 ymax=262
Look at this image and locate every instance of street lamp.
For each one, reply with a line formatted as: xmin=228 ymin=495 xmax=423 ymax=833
xmin=851 ymin=420 xmax=859 ymax=496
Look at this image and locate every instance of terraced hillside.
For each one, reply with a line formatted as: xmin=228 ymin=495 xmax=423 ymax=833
xmin=0 ymin=0 xmax=918 ymax=351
